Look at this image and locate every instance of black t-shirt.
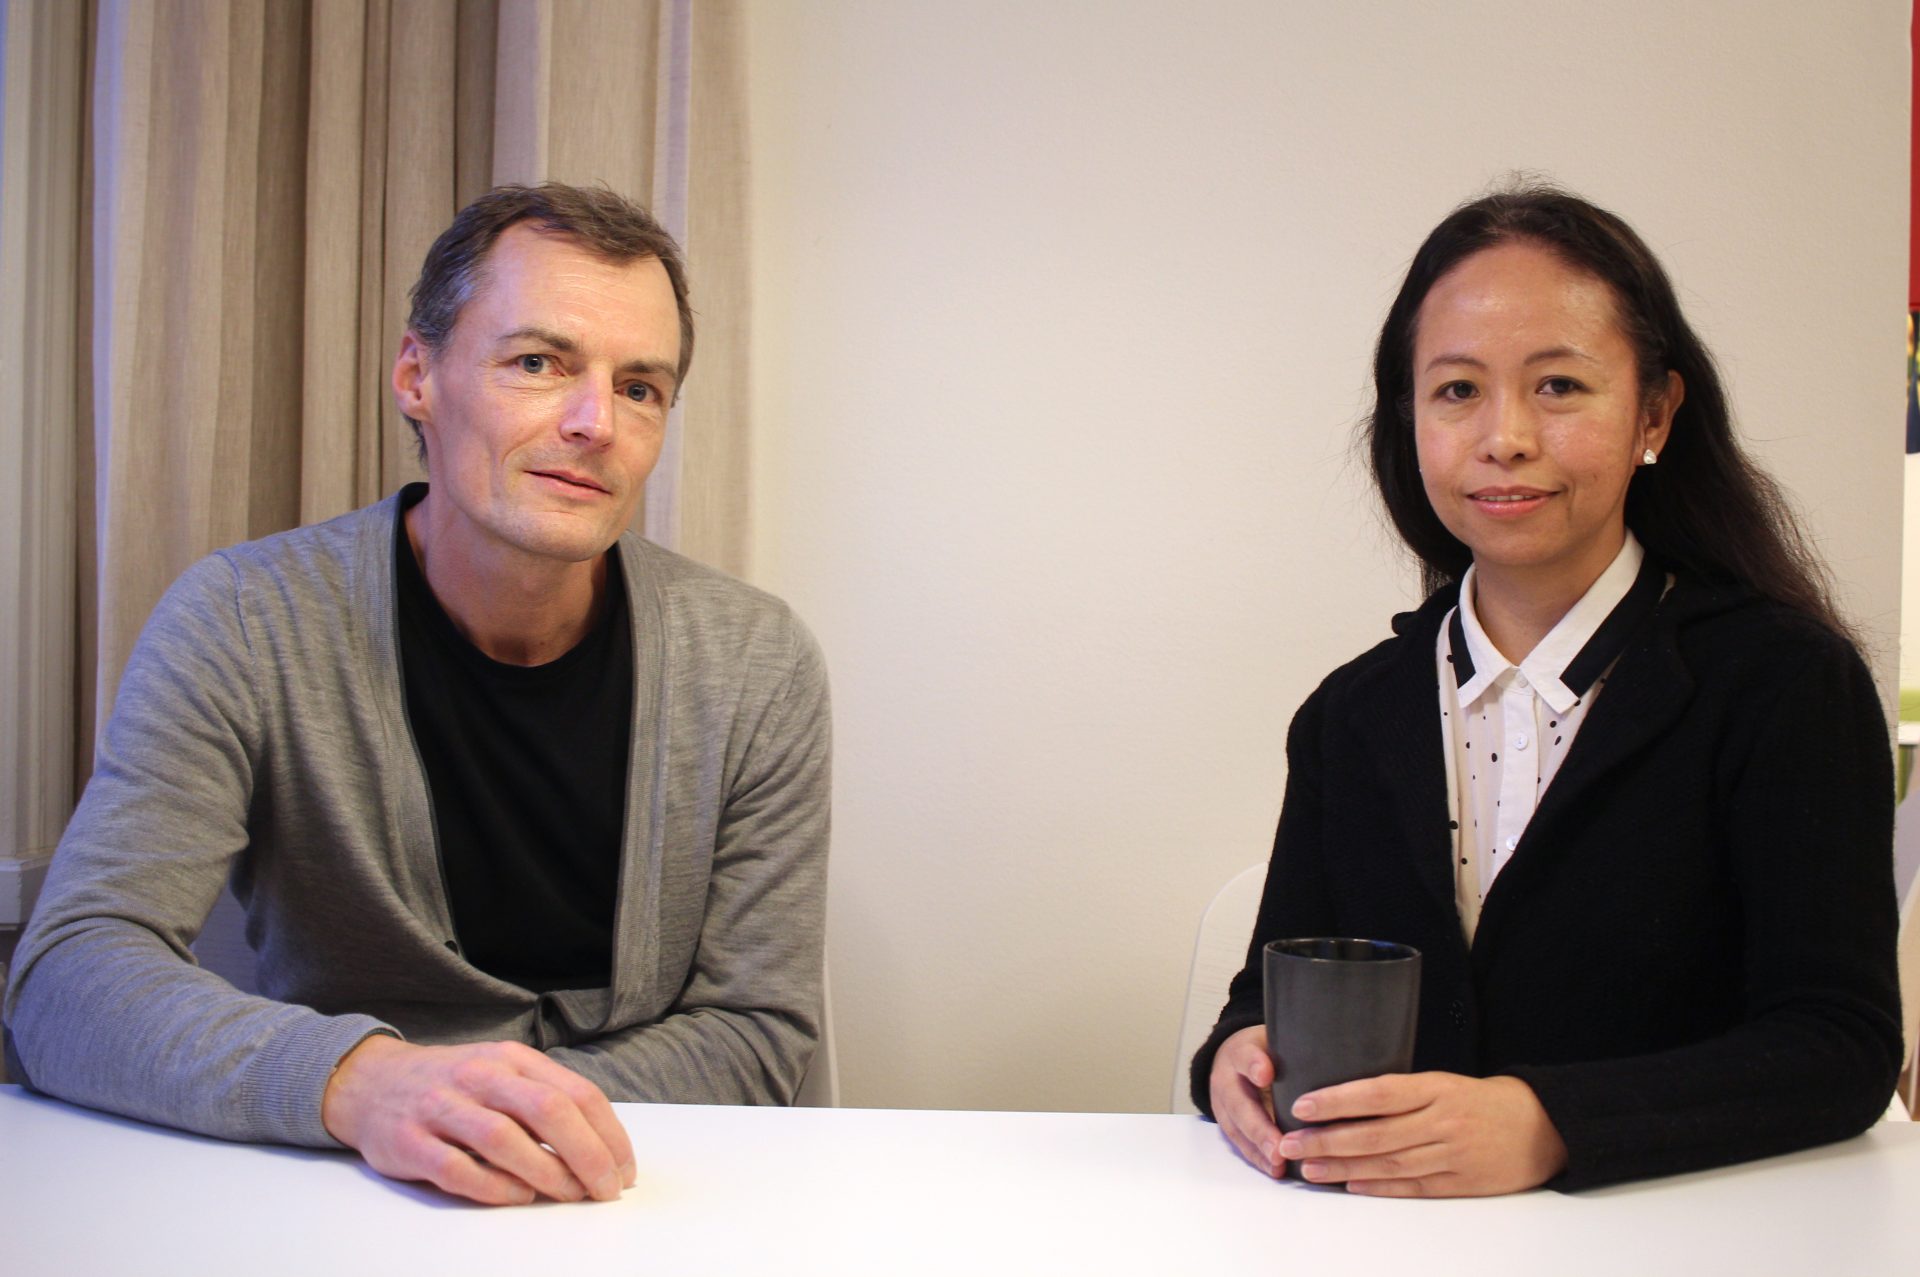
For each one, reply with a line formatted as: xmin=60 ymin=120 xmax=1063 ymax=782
xmin=394 ymin=487 xmax=632 ymax=992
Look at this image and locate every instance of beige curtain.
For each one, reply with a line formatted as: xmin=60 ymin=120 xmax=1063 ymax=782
xmin=493 ymin=0 xmax=751 ymax=574
xmin=0 ymin=0 xmax=750 ymax=986
xmin=0 ymin=0 xmax=88 ymax=964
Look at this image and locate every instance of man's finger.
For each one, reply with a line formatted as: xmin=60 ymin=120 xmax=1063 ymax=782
xmin=466 ymin=1074 xmax=619 ymax=1200
xmin=483 ymin=1044 xmax=634 ymax=1191
xmin=439 ymin=1101 xmax=588 ymax=1202
xmin=377 ymin=1125 xmax=537 ymax=1207
xmin=528 ymin=1061 xmax=636 ymax=1187
xmin=432 ymin=1144 xmax=542 ymax=1207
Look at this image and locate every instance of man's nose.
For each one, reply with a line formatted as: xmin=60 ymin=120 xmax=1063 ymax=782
xmin=560 ymin=376 xmax=615 ymax=445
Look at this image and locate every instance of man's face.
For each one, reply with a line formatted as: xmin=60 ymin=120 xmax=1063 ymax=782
xmin=394 ymin=223 xmax=681 ymax=566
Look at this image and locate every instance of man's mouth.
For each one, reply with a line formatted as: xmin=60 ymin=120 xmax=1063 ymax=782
xmin=529 ymin=469 xmax=609 ymax=494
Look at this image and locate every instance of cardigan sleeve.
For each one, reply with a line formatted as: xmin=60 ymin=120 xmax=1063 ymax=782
xmin=1189 ymin=683 xmax=1340 ymax=1116
xmin=546 ymin=615 xmax=831 ymax=1105
xmin=2 ymin=555 xmax=393 ymax=1147
xmin=1508 ymin=629 xmax=1902 ymax=1190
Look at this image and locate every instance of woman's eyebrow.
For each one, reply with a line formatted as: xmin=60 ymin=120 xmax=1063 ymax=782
xmin=1523 ymin=345 xmax=1596 ymax=365
xmin=1421 ymin=346 xmax=1598 ymax=374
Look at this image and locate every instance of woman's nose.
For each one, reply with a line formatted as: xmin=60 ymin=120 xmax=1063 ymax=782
xmin=1480 ymin=391 xmax=1537 ymax=460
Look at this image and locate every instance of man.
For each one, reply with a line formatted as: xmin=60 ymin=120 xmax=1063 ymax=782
xmin=3 ymin=184 xmax=830 ymax=1207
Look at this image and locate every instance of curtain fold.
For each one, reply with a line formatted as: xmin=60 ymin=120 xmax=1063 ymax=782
xmin=0 ymin=0 xmax=748 ymax=912
xmin=680 ymin=0 xmax=750 ymax=576
xmin=493 ymin=0 xmax=749 ymax=573
xmin=88 ymin=0 xmax=316 ymax=725
xmin=0 ymin=0 xmax=86 ymax=909
xmin=300 ymin=0 xmax=372 ymax=523
xmin=644 ymin=0 xmax=688 ymax=553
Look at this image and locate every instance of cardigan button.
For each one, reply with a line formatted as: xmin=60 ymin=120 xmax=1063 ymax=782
xmin=1449 ymin=999 xmax=1467 ymax=1028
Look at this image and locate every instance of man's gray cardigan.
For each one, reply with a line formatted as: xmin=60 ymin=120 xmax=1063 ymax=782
xmin=3 ymin=491 xmax=830 ymax=1147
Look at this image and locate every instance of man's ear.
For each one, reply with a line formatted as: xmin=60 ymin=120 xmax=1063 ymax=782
xmin=393 ymin=331 xmax=432 ymax=423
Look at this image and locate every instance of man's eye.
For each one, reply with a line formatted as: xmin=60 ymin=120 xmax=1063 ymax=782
xmin=623 ymin=382 xmax=655 ymax=404
xmin=518 ymin=354 xmax=549 ymax=374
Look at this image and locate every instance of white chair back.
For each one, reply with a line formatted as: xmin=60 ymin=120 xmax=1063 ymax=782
xmin=1170 ymin=864 xmax=1265 ymax=1115
xmin=1892 ymin=793 xmax=1920 ymax=1120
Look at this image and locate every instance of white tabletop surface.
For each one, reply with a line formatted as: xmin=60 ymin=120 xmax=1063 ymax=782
xmin=5 ymin=1085 xmax=1920 ymax=1276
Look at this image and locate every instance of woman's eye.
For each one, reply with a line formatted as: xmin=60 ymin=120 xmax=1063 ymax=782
xmin=518 ymin=354 xmax=549 ymax=374
xmin=1437 ymin=380 xmax=1476 ymax=402
xmin=1540 ymin=376 xmax=1581 ymax=395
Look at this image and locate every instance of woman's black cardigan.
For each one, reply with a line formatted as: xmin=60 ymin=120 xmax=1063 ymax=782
xmin=1190 ymin=572 xmax=1902 ymax=1191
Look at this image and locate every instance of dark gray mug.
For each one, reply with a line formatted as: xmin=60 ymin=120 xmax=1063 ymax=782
xmin=1263 ymin=938 xmax=1421 ymax=1158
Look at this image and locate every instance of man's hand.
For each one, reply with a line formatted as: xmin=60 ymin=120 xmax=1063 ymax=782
xmin=321 ymin=1035 xmax=637 ymax=1206
xmin=1208 ymin=1025 xmax=1288 ymax=1177
xmin=1278 ymin=1072 xmax=1568 ymax=1197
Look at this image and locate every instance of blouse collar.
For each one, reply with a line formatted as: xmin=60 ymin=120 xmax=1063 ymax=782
xmin=1449 ymin=533 xmax=1664 ymax=715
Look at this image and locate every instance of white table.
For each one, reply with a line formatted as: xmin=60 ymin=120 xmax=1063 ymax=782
xmin=4 ymin=1085 xmax=1919 ymax=1276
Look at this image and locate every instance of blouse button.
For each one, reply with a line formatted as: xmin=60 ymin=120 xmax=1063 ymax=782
xmin=1512 ymin=732 xmax=1530 ymax=750
xmin=1504 ymin=835 xmax=1518 ymax=852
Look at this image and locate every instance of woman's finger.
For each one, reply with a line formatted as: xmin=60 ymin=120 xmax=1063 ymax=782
xmin=1296 ymin=1139 xmax=1449 ymax=1186
xmin=1292 ymin=1071 xmax=1434 ymax=1123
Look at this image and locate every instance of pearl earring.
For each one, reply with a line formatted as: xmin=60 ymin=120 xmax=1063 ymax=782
xmin=1642 ymin=448 xmax=1658 ymax=465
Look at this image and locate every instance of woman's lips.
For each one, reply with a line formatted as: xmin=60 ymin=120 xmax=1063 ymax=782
xmin=1468 ymin=488 xmax=1551 ymax=516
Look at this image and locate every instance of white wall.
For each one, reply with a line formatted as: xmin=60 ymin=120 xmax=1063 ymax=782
xmin=742 ymin=0 xmax=1908 ymax=1113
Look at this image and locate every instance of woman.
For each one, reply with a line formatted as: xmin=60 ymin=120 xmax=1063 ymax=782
xmin=1191 ymin=186 xmax=1902 ymax=1196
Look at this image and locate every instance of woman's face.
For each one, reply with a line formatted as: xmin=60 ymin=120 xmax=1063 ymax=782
xmin=1411 ymin=240 xmax=1680 ymax=598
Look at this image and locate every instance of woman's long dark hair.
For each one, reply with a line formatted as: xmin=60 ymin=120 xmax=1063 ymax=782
xmin=1363 ymin=183 xmax=1851 ymax=640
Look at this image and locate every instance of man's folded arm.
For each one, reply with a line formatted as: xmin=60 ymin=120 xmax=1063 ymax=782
xmin=549 ymin=620 xmax=832 ymax=1104
xmin=3 ymin=555 xmax=393 ymax=1146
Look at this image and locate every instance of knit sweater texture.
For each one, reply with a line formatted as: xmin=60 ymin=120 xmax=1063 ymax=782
xmin=4 ymin=491 xmax=831 ymax=1146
